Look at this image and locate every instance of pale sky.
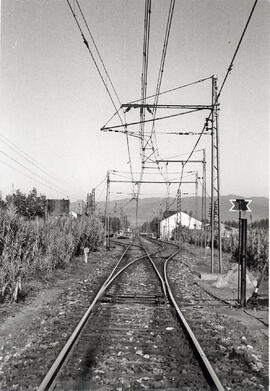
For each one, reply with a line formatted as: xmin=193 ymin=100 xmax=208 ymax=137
xmin=1 ymin=0 xmax=269 ymax=203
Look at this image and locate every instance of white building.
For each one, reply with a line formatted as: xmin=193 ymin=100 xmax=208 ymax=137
xmin=160 ymin=211 xmax=202 ymax=239
xmin=69 ymin=211 xmax=78 ymax=218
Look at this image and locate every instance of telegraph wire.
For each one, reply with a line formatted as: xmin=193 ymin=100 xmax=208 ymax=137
xmin=0 ymin=149 xmax=72 ymax=197
xmin=0 ymin=132 xmax=76 ymax=192
xmin=66 ymin=0 xmax=136 ymax=196
xmin=0 ymin=159 xmax=74 ymax=199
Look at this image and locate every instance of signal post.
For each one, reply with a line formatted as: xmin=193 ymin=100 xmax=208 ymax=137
xmin=229 ymin=198 xmax=252 ymax=306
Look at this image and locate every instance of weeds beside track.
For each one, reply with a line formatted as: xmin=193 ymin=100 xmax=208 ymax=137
xmin=0 ymin=207 xmax=104 ymax=302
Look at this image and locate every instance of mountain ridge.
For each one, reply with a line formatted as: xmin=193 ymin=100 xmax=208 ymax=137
xmin=90 ymin=194 xmax=269 ymax=226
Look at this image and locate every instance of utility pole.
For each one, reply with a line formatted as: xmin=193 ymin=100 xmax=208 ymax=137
xmin=176 ymin=188 xmax=182 ymax=239
xmin=195 ymin=171 xmax=198 ymax=245
xmin=195 ymin=171 xmax=198 ymax=221
xmin=104 ymin=171 xmax=110 ymax=249
xmin=91 ymin=188 xmax=95 ymax=215
xmin=215 ymin=77 xmax=222 ymax=273
xmin=210 ymin=75 xmax=222 ymax=273
xmin=87 ymin=188 xmax=96 ymax=215
xmin=106 ymin=77 xmax=222 ymax=264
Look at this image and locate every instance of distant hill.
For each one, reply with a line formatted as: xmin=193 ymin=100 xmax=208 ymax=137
xmin=95 ymin=195 xmax=268 ymax=227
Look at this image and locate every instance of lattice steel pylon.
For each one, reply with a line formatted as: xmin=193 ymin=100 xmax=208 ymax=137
xmin=195 ymin=171 xmax=199 ymax=221
xmin=86 ymin=188 xmax=96 ymax=215
xmin=104 ymin=171 xmax=110 ymax=249
xmin=201 ymin=149 xmax=207 ymax=248
xmin=176 ymin=188 xmax=182 ymax=240
xmin=210 ymin=75 xmax=222 ymax=272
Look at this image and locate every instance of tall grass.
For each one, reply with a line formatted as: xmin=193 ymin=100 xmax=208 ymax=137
xmin=174 ymin=226 xmax=268 ymax=272
xmin=0 ymin=206 xmax=104 ymax=302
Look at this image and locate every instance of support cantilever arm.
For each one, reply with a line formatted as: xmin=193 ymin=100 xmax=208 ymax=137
xmin=101 ymin=108 xmax=204 ymax=131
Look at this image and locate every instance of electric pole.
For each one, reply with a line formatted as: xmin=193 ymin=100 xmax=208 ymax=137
xmin=210 ymin=75 xmax=222 ymax=272
xmin=87 ymin=188 xmax=96 ymax=215
xmin=104 ymin=171 xmax=110 ymax=249
xmin=202 ymin=148 xmax=207 ymax=249
xmin=176 ymin=188 xmax=182 ymax=239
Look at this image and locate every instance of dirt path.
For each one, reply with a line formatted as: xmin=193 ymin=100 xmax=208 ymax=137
xmin=0 ymin=248 xmax=121 ymax=391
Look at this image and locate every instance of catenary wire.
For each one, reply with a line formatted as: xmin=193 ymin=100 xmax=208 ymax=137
xmin=128 ymin=76 xmax=212 ymax=104
xmin=102 ymin=108 xmax=204 ymax=130
xmin=170 ymin=0 xmax=259 ymax=210
xmin=149 ymin=0 xmax=176 ymax=203
xmin=183 ymin=0 xmax=258 ymax=168
xmin=66 ymin=0 xmax=136 ymax=195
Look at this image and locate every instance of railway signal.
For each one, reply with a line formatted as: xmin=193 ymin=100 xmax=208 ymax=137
xmin=229 ymin=199 xmax=252 ymax=212
xmin=229 ymin=198 xmax=252 ymax=306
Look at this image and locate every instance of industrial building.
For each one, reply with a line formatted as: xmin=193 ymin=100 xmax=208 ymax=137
xmin=46 ymin=199 xmax=70 ymax=217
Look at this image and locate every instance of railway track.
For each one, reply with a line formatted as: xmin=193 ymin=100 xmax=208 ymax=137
xmin=38 ymin=237 xmax=224 ymax=391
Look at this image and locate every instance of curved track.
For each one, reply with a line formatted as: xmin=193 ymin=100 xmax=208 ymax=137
xmin=38 ymin=236 xmax=224 ymax=391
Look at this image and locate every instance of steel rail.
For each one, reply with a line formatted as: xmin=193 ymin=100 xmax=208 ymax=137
xmin=143 ymin=236 xmax=224 ymax=390
xmin=38 ymin=240 xmax=137 ymax=391
xmin=101 ymin=246 xmax=163 ymax=293
xmin=154 ymin=237 xmax=232 ymax=307
xmin=111 ymin=238 xmax=142 ymax=249
xmin=164 ymin=253 xmax=225 ymax=391
xmin=38 ymin=239 xmax=164 ymax=390
xmin=138 ymin=236 xmax=168 ymax=298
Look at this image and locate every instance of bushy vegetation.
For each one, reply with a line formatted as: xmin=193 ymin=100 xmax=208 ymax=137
xmin=0 ymin=204 xmax=104 ymax=303
xmin=174 ymin=223 xmax=268 ymax=273
xmin=4 ymin=187 xmax=46 ymax=219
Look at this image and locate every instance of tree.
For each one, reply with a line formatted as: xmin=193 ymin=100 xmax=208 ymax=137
xmin=110 ymin=217 xmax=121 ymax=233
xmin=6 ymin=190 xmax=27 ymax=216
xmin=149 ymin=217 xmax=160 ymax=234
xmin=5 ymin=188 xmax=46 ymax=219
xmin=25 ymin=188 xmax=46 ymax=218
xmin=141 ymin=221 xmax=150 ymax=232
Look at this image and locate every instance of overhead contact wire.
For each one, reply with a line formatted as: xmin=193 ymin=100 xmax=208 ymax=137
xmin=184 ymin=0 xmax=258 ymax=167
xmin=136 ymin=0 xmax=152 ymax=227
xmin=171 ymin=0 xmax=258 ymax=210
xmin=67 ymin=0 xmax=136 ymax=195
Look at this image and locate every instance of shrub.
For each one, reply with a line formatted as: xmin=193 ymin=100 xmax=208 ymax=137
xmin=173 ymin=225 xmax=268 ymax=272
